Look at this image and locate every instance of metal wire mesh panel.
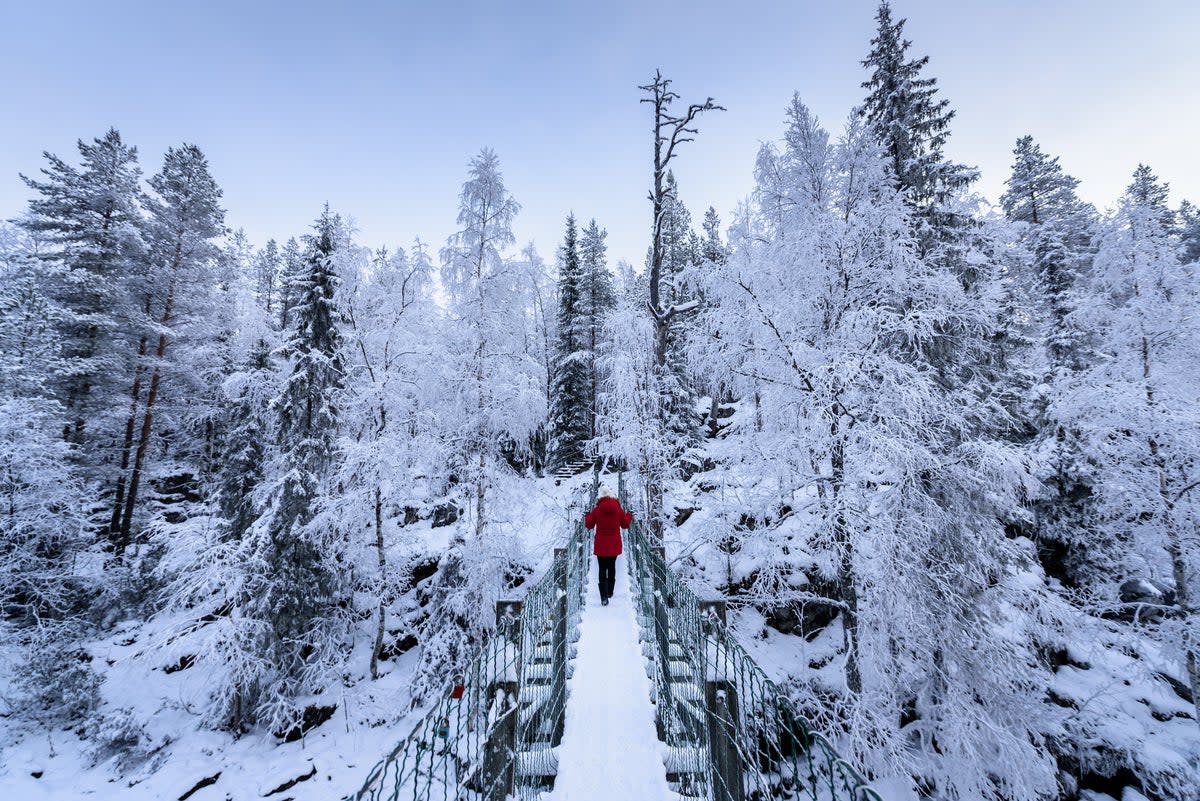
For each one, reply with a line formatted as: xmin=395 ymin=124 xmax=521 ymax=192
xmin=621 ymin=474 xmax=882 ymax=801
xmin=347 ymin=479 xmax=595 ymax=801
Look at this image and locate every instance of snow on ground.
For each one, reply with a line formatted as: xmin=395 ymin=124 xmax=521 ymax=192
xmin=550 ymin=554 xmax=675 ymax=801
xmin=0 ymin=473 xmax=590 ymax=801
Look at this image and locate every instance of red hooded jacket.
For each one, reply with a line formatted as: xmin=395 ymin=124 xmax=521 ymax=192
xmin=586 ymin=496 xmax=631 ymax=557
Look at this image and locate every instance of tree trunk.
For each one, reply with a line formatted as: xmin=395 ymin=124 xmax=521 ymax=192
xmin=829 ymin=409 xmax=861 ymax=695
xmin=119 ymin=239 xmax=182 ymax=540
xmin=370 ymin=484 xmax=386 ymax=680
xmin=1140 ymin=333 xmax=1200 ymax=720
xmin=111 ymin=297 xmax=152 ymax=542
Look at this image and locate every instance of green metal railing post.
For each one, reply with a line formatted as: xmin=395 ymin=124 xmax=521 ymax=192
xmin=484 ymin=600 xmax=523 ymax=801
xmin=552 ymin=546 xmax=568 ymax=747
xmin=706 ymin=680 xmax=745 ymax=801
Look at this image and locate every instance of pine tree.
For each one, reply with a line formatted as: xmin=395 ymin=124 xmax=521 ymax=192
xmin=1001 ymin=136 xmax=1104 ymax=585
xmin=17 ymin=128 xmax=147 ymax=484
xmin=1001 ymin=136 xmax=1095 ymax=373
xmin=215 ymin=338 xmax=275 ymax=543
xmin=114 ymin=144 xmax=225 ymax=545
xmin=658 ymin=172 xmax=701 ymax=443
xmin=860 ymin=2 xmax=976 ymax=224
xmin=1126 ymin=163 xmax=1173 ymax=224
xmin=550 ymin=213 xmax=590 ymax=466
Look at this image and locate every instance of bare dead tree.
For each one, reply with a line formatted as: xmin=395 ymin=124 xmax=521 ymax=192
xmin=638 ymin=70 xmax=723 ymax=541
xmin=640 ymin=70 xmax=724 ymax=367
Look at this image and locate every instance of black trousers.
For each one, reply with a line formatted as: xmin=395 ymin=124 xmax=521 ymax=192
xmin=596 ymin=556 xmax=617 ymax=600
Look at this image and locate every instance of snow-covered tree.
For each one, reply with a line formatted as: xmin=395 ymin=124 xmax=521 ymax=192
xmin=1060 ymin=165 xmax=1200 ymax=716
xmin=0 ymin=224 xmax=63 ymax=398
xmin=638 ymin=71 xmax=723 ymax=540
xmin=1001 ymin=136 xmax=1104 ymax=586
xmin=549 ymin=213 xmax=590 ymax=466
xmin=1001 ymin=135 xmax=1095 ymax=373
xmin=416 ymin=149 xmax=544 ymax=701
xmin=17 ymin=128 xmax=147 ymax=502
xmin=0 ymin=395 xmax=97 ymax=624
xmin=0 ymin=395 xmax=103 ymax=725
xmin=255 ymin=238 xmax=282 ymax=316
xmin=860 ymin=1 xmax=977 ymax=227
xmin=700 ymin=206 xmax=727 ymax=266
xmin=112 ymin=144 xmax=225 ymax=546
xmin=1178 ymin=199 xmax=1200 ymax=264
xmin=694 ymin=97 xmax=1059 ymax=800
xmin=230 ymin=206 xmax=351 ymax=732
xmin=579 ymin=218 xmax=614 ymax=442
xmin=514 ymin=242 xmax=556 ymax=470
xmin=331 ymin=239 xmax=439 ymax=679
xmin=278 ymin=236 xmax=303 ymax=330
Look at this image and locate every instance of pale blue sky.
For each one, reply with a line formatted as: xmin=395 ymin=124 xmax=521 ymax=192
xmin=2 ymin=0 xmax=1197 ymax=266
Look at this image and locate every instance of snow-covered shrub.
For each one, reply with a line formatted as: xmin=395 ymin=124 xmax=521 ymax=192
xmin=84 ymin=706 xmax=163 ymax=773
xmin=12 ymin=624 xmax=102 ymax=725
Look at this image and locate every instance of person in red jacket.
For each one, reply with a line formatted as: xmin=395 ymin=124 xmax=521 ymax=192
xmin=585 ymin=484 xmax=632 ymax=606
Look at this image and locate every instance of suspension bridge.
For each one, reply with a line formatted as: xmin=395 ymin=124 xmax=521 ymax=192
xmin=346 ymin=473 xmax=882 ymax=801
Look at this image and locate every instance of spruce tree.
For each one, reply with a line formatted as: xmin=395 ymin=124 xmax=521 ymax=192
xmin=1001 ymin=135 xmax=1095 ymax=373
xmin=255 ymin=238 xmax=282 ymax=316
xmin=278 ymin=236 xmax=304 ymax=330
xmin=550 ymin=214 xmax=590 ymax=466
xmin=658 ymin=172 xmax=700 ymax=443
xmin=238 ymin=206 xmax=347 ymax=731
xmin=1001 ymin=136 xmax=1104 ymax=586
xmin=701 ymin=206 xmax=727 ymax=265
xmin=1178 ymin=199 xmax=1200 ymax=264
xmin=216 ymin=338 xmax=275 ymax=543
xmin=579 ymin=219 xmax=614 ymax=442
xmin=860 ymin=2 xmax=976 ymax=223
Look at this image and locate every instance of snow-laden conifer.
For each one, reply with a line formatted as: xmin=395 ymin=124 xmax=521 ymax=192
xmin=860 ymin=1 xmax=976 ymax=222
xmin=228 ymin=206 xmax=350 ymax=732
xmin=550 ymin=213 xmax=590 ymax=466
xmin=579 ymin=219 xmax=614 ymax=442
xmin=17 ymin=129 xmax=147 ymax=507
xmin=112 ymin=144 xmax=225 ymax=545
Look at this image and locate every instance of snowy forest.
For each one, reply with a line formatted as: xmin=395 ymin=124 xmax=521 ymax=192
xmin=2 ymin=3 xmax=1198 ymax=800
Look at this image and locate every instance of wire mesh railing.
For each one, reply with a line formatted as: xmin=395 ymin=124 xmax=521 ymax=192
xmin=346 ymin=477 xmax=595 ymax=801
xmin=620 ymin=473 xmax=883 ymax=801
